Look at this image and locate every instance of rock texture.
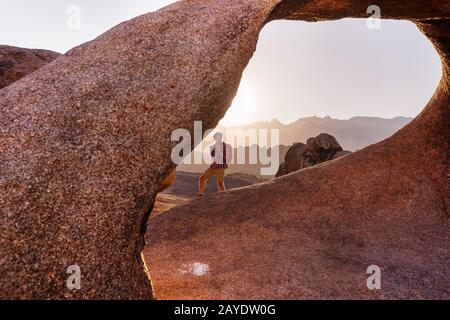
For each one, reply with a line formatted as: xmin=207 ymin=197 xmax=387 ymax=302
xmin=276 ymin=133 xmax=348 ymax=177
xmin=0 ymin=45 xmax=60 ymax=89
xmin=151 ymin=193 xmax=191 ymax=218
xmin=143 ymin=2 xmax=450 ymax=299
xmin=1 ymin=0 xmax=449 ymax=299
xmin=332 ymin=150 xmax=352 ymax=160
xmin=0 ymin=0 xmax=281 ymax=299
xmin=158 ymin=169 xmax=177 ymax=193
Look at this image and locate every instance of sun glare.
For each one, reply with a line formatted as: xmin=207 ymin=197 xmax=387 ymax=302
xmin=219 ymin=83 xmax=258 ymax=127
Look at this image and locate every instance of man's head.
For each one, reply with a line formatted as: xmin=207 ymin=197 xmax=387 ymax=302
xmin=213 ymin=132 xmax=223 ymax=142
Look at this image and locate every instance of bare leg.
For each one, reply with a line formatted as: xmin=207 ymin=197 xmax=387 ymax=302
xmin=198 ymin=175 xmax=208 ymax=195
xmin=217 ymin=180 xmax=225 ymax=192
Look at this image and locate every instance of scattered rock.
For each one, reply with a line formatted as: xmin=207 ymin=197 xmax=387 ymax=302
xmin=283 ymin=142 xmax=308 ymax=173
xmin=276 ymin=133 xmax=348 ymax=177
xmin=305 ymin=133 xmax=343 ymax=164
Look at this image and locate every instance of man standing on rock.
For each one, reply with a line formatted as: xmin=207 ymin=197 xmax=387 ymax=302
xmin=198 ymin=132 xmax=232 ymax=196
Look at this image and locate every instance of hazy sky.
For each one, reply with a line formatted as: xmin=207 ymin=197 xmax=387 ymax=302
xmin=0 ymin=0 xmax=442 ymax=126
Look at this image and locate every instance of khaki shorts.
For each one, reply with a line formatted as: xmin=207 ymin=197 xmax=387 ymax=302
xmin=201 ymin=167 xmax=225 ymax=183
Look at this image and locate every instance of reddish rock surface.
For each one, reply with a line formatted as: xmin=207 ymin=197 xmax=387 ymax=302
xmin=1 ymin=0 xmax=449 ymax=299
xmin=158 ymin=169 xmax=177 ymax=193
xmin=332 ymin=150 xmax=352 ymax=160
xmin=0 ymin=0 xmax=280 ymax=299
xmin=151 ymin=193 xmax=191 ymax=218
xmin=143 ymin=1 xmax=450 ymax=300
xmin=276 ymin=133 xmax=346 ymax=177
xmin=0 ymin=45 xmax=60 ymax=89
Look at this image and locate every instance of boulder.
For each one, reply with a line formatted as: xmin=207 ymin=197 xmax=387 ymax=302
xmin=305 ymin=133 xmax=343 ymax=164
xmin=276 ymin=134 xmax=345 ymax=177
xmin=275 ymin=161 xmax=287 ymax=177
xmin=0 ymin=45 xmax=60 ymax=89
xmin=284 ymin=142 xmax=308 ymax=172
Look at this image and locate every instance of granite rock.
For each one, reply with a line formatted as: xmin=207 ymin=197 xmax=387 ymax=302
xmin=144 ymin=1 xmax=450 ymax=299
xmin=0 ymin=0 xmax=281 ymax=300
xmin=0 ymin=45 xmax=60 ymax=89
xmin=1 ymin=0 xmax=449 ymax=299
xmin=276 ymin=133 xmax=346 ymax=177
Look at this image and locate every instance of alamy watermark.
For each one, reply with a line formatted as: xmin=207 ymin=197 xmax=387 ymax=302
xmin=66 ymin=5 xmax=81 ymax=30
xmin=66 ymin=264 xmax=81 ymax=290
xmin=171 ymin=121 xmax=280 ymax=176
xmin=366 ymin=5 xmax=381 ymax=30
xmin=366 ymin=265 xmax=381 ymax=290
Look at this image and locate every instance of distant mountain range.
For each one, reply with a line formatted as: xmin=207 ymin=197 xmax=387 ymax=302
xmin=218 ymin=116 xmax=413 ymax=151
xmin=178 ymin=116 xmax=413 ymax=179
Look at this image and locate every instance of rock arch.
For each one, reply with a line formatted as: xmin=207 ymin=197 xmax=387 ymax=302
xmin=0 ymin=0 xmax=448 ymax=299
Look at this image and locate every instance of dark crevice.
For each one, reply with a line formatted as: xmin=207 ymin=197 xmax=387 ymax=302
xmin=134 ymin=199 xmax=155 ymax=261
